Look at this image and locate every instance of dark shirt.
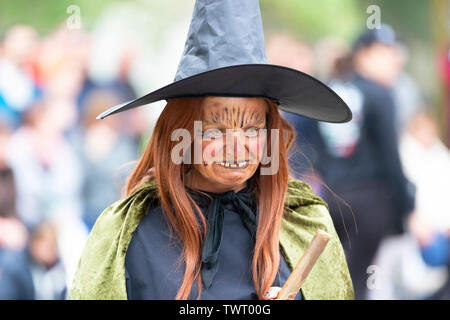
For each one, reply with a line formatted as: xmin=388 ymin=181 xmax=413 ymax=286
xmin=125 ymin=189 xmax=302 ymax=300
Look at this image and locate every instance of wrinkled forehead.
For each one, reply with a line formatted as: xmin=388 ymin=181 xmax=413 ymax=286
xmin=201 ymin=97 xmax=268 ymax=128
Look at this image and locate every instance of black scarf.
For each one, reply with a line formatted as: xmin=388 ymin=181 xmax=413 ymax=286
xmin=186 ymin=186 xmax=258 ymax=289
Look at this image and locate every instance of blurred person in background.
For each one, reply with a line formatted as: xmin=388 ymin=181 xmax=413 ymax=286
xmin=71 ymin=25 xmax=145 ymax=154
xmin=34 ymin=24 xmax=89 ymax=99
xmin=0 ymin=25 xmax=41 ymax=129
xmin=0 ymin=168 xmax=28 ymax=253
xmin=0 ymin=221 xmax=66 ymax=300
xmin=6 ymin=98 xmax=81 ymax=229
xmin=367 ymin=106 xmax=450 ymax=300
xmin=76 ymin=88 xmax=139 ymax=231
xmin=391 ymin=43 xmax=423 ymax=137
xmin=5 ymin=97 xmax=88 ymax=293
xmin=284 ymin=24 xmax=416 ymax=299
xmin=323 ymin=24 xmax=416 ymax=299
xmin=0 ymin=120 xmax=28 ymax=254
xmin=76 ymin=40 xmax=145 ymax=153
xmin=33 ymin=24 xmax=89 ymax=137
xmin=80 ymin=24 xmax=146 ymax=151
xmin=401 ymin=107 xmax=450 ymax=299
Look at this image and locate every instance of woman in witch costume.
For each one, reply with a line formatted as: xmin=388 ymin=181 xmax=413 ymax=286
xmin=70 ymin=0 xmax=354 ymax=300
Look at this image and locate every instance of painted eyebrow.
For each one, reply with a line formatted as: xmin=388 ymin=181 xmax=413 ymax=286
xmin=203 ymin=105 xmax=267 ymax=127
xmin=203 ymin=119 xmax=265 ymax=127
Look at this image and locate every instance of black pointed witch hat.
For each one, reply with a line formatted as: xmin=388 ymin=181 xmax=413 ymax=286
xmin=96 ymin=0 xmax=352 ymax=123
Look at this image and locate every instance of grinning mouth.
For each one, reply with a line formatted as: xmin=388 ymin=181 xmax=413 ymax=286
xmin=215 ymin=160 xmax=249 ymax=169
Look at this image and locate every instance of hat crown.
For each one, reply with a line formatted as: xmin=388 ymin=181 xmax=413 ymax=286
xmin=174 ymin=0 xmax=268 ymax=82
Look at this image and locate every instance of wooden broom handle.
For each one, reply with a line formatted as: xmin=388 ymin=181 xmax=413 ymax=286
xmin=276 ymin=229 xmax=331 ymax=300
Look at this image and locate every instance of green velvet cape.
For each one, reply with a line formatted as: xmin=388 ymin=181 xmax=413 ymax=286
xmin=69 ymin=177 xmax=354 ymax=300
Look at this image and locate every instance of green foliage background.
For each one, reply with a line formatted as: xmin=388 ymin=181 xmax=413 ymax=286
xmin=0 ymin=1 xmax=433 ymax=42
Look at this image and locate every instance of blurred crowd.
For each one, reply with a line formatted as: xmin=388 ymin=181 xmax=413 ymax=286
xmin=0 ymin=20 xmax=449 ymax=300
xmin=0 ymin=24 xmax=146 ymax=299
xmin=267 ymin=24 xmax=450 ymax=300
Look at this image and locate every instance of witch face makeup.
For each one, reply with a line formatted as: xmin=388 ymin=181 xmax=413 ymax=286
xmin=187 ymin=97 xmax=268 ymax=193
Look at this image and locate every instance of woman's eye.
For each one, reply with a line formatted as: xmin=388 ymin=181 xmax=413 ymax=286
xmin=203 ymin=129 xmax=223 ymax=139
xmin=245 ymin=127 xmax=258 ymax=136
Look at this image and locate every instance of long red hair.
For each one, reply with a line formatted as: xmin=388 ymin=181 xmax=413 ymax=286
xmin=124 ymin=97 xmax=295 ymax=299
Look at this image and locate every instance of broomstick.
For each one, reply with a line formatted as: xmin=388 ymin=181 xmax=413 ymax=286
xmin=276 ymin=229 xmax=331 ymax=300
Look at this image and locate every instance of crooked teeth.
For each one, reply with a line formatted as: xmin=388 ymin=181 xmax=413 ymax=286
xmin=217 ymin=161 xmax=248 ymax=168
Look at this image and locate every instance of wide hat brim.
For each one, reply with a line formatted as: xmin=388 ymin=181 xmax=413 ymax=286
xmin=96 ymin=64 xmax=352 ymax=123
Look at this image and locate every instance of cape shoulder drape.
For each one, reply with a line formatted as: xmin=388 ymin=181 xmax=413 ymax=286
xmin=69 ymin=177 xmax=354 ymax=300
